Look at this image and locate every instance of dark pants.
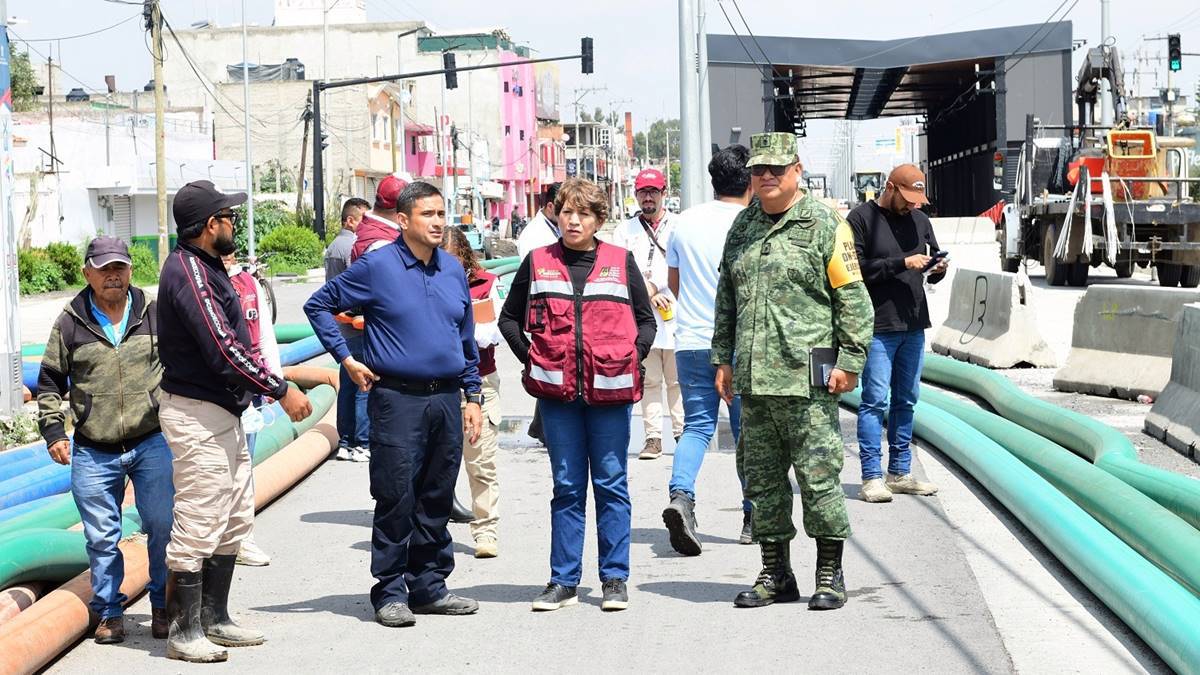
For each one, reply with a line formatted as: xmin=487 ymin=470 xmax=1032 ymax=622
xmin=367 ymin=386 xmax=463 ymax=610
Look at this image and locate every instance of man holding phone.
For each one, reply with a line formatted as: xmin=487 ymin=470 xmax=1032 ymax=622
xmin=847 ymin=164 xmax=947 ymax=504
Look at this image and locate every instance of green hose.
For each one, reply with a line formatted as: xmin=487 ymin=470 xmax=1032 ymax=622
xmin=922 ymin=353 xmax=1200 ymax=530
xmin=0 ymin=495 xmax=78 ymax=539
xmin=842 ymin=390 xmax=1200 ymax=674
xmin=273 ymin=323 xmax=316 ymax=343
xmin=921 ymin=386 xmax=1200 ymax=596
xmin=487 ymin=262 xmax=520 ymax=278
xmin=0 ymin=519 xmax=141 ymax=590
xmin=480 ymin=256 xmax=519 ymax=270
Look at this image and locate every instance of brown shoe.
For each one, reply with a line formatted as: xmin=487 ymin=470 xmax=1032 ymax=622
xmin=638 ymin=437 xmax=663 ymax=460
xmin=94 ymin=616 xmax=125 ymax=644
xmin=152 ymin=607 xmax=169 ymax=639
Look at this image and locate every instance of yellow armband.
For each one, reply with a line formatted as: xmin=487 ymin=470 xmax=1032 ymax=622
xmin=827 ymin=221 xmax=864 ymax=288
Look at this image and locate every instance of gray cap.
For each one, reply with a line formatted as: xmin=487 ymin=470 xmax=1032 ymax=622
xmin=85 ymin=236 xmax=132 ymax=268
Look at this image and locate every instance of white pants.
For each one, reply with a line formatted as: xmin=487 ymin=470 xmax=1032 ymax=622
xmin=642 ymin=348 xmax=684 ymax=440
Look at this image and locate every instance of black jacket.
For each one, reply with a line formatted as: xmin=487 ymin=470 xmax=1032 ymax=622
xmin=847 ymin=201 xmax=946 ymax=333
xmin=37 ymin=286 xmax=162 ymax=452
xmin=157 ymin=240 xmax=288 ymax=415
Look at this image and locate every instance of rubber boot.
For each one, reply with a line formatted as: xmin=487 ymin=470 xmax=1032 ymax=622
xmin=200 ymin=555 xmax=266 ymax=647
xmin=733 ymin=541 xmax=799 ymax=608
xmin=166 ymin=571 xmax=228 ymax=663
xmin=450 ymin=493 xmax=476 ymax=523
xmin=808 ymin=538 xmax=847 ymax=610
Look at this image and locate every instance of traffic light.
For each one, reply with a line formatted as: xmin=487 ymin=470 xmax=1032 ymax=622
xmin=1168 ymin=34 xmax=1182 ymax=72
xmin=319 ymin=131 xmax=329 ymax=152
xmin=581 ymin=37 xmax=594 ymax=74
xmin=443 ymin=52 xmax=458 ymax=90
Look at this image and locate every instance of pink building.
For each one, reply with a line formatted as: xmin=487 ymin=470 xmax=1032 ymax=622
xmin=495 ymin=50 xmax=539 ymax=221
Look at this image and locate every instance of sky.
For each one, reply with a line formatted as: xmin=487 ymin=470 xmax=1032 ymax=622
xmin=7 ymin=0 xmax=1200 ymax=170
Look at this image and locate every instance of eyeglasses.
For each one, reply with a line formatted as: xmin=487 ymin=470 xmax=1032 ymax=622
xmin=635 ymin=188 xmax=662 ymax=197
xmin=214 ymin=211 xmax=241 ymax=226
xmin=750 ymin=163 xmax=796 ymax=177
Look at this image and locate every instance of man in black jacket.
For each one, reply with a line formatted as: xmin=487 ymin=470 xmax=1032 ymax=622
xmin=847 ymin=164 xmax=947 ymax=504
xmin=38 ymin=237 xmax=174 ymax=645
xmin=157 ymin=180 xmax=311 ymax=663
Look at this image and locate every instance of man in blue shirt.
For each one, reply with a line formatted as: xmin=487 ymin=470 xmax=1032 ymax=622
xmin=305 ymin=181 xmax=484 ymax=628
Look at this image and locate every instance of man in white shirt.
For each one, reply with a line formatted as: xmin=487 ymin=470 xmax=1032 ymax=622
xmin=662 ymin=145 xmax=753 ymax=555
xmin=611 ymin=168 xmax=684 ymax=460
xmin=517 ymin=183 xmax=562 ymax=260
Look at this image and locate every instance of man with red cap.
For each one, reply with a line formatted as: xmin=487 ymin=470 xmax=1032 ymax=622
xmin=847 ymin=163 xmax=948 ymax=504
xmin=351 ymin=174 xmax=409 ymax=262
xmin=611 ymin=168 xmax=684 ymax=460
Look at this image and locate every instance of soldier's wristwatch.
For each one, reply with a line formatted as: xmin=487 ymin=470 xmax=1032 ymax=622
xmin=466 ymin=393 xmax=485 ymax=407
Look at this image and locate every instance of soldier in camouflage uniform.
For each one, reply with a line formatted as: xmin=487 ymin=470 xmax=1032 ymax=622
xmin=712 ymin=132 xmax=874 ymax=610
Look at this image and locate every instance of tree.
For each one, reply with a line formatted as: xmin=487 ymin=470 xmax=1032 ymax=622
xmin=593 ymin=106 xmax=606 ymax=125
xmin=668 ymin=161 xmax=681 ymax=196
xmin=633 ymin=131 xmax=648 ymax=162
xmin=10 ymin=48 xmax=38 ymax=112
xmin=579 ymin=109 xmax=593 ymax=122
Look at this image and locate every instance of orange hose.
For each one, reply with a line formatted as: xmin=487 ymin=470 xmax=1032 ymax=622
xmin=0 ymin=407 xmax=338 ymax=674
xmin=0 ymin=584 xmax=44 ymax=627
xmin=20 ymin=386 xmax=31 ymax=404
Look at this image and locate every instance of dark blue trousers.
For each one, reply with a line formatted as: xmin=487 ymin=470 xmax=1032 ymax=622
xmin=367 ymin=386 xmax=463 ymax=610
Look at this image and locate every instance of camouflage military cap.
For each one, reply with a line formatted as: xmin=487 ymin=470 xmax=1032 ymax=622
xmin=747 ymin=132 xmax=799 ymax=167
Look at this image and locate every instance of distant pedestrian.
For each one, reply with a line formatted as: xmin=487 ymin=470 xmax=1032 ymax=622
xmin=222 ymin=252 xmax=284 ymax=567
xmin=712 ymin=133 xmax=874 ymax=610
xmin=325 ymin=196 xmax=372 ymax=462
xmin=443 ymin=228 xmax=504 ymax=559
xmin=351 ymin=175 xmax=409 ymax=262
xmin=304 ymin=180 xmax=484 ymax=628
xmin=499 ymin=178 xmax=657 ymax=612
xmin=849 ymin=164 xmax=947 ymax=503
xmin=37 ymin=237 xmax=174 ymax=645
xmin=517 ymin=183 xmax=562 ymax=260
xmin=661 ymin=145 xmax=753 ymax=556
xmin=158 ymin=180 xmax=312 ymax=663
xmin=612 ymin=168 xmax=683 ymax=460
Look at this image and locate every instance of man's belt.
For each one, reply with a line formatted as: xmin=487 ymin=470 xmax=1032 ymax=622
xmin=376 ymin=376 xmax=461 ymax=395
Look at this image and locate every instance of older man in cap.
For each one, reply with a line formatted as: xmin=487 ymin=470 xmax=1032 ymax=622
xmin=847 ymin=164 xmax=947 ymax=503
xmin=157 ymin=180 xmax=312 ymax=663
xmin=37 ymin=236 xmax=174 ymax=645
xmin=712 ymin=132 xmax=874 ymax=611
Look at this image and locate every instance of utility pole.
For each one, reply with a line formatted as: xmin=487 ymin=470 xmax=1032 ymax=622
xmin=1099 ymin=0 xmax=1110 ymax=123
xmin=677 ymin=0 xmax=704 ymax=209
xmin=665 ymin=127 xmax=675 ymax=194
xmin=151 ymin=0 xmax=169 ymax=269
xmin=241 ymin=0 xmax=255 ymax=257
xmin=696 ymin=0 xmax=712 ymax=163
xmin=296 ymin=91 xmax=311 ymax=216
xmin=46 ymin=56 xmax=56 ymax=173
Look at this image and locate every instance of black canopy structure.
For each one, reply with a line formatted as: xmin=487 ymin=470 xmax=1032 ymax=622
xmin=707 ymin=22 xmax=1075 ymax=215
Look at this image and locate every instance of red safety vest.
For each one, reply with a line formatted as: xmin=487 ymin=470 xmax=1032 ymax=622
xmin=524 ymin=241 xmax=642 ymax=405
xmin=228 ymin=270 xmax=263 ymax=361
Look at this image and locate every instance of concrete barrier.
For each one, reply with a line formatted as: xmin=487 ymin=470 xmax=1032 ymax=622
xmin=1054 ymin=286 xmax=1200 ymax=399
xmin=930 ymin=217 xmax=998 ymax=245
xmin=932 ymin=269 xmax=1057 ymax=368
xmin=1144 ymin=303 xmax=1200 ymax=460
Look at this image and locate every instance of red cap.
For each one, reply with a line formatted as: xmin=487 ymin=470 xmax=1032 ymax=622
xmin=375 ymin=175 xmax=409 ymax=209
xmin=635 ymin=168 xmax=666 ymax=192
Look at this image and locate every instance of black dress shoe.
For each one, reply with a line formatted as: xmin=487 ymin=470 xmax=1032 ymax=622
xmin=450 ymin=495 xmax=476 ymax=523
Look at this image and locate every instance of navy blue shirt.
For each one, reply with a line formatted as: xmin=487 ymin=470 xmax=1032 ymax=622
xmin=303 ymin=237 xmax=481 ymax=394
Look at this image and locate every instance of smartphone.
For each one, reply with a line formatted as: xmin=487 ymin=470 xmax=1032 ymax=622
xmin=921 ymin=250 xmax=949 ymax=273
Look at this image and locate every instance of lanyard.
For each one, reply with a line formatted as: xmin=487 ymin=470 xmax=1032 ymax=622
xmin=638 ymin=215 xmax=666 ymax=269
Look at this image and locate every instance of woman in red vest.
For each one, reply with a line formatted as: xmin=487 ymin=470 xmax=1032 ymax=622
xmin=442 ymin=228 xmax=504 ymax=559
xmin=499 ymin=178 xmax=657 ymax=613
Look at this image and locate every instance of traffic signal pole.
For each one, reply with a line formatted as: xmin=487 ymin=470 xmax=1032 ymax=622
xmin=309 ymin=42 xmax=592 ymax=240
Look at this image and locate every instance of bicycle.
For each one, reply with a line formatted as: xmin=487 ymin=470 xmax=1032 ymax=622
xmin=233 ymin=252 xmax=278 ymax=325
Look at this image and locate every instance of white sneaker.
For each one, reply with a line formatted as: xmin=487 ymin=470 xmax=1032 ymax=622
xmin=860 ymin=478 xmax=894 ymax=503
xmin=334 ymin=446 xmax=354 ymax=461
xmin=885 ymin=473 xmax=939 ymax=496
xmin=350 ymin=446 xmax=371 ymax=463
xmin=236 ymin=537 xmax=271 ymax=566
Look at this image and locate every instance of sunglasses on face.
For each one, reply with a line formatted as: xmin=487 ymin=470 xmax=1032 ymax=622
xmin=750 ymin=164 xmax=795 ymax=177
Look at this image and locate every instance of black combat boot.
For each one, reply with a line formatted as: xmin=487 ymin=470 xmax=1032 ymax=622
xmin=166 ymin=570 xmax=228 ymax=663
xmin=200 ymin=555 xmax=266 ymax=647
xmin=808 ymin=538 xmax=847 ymax=610
xmin=450 ymin=495 xmax=476 ymax=523
xmin=662 ymin=491 xmax=702 ymax=556
xmin=733 ymin=541 xmax=799 ymax=608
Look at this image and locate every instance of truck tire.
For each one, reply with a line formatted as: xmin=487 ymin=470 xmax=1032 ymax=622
xmin=1182 ymin=265 xmax=1200 ymax=289
xmin=1114 ymin=258 xmax=1135 ymax=278
xmin=1068 ymin=263 xmax=1089 ymax=287
xmin=1042 ymin=225 xmax=1067 ymax=287
xmin=999 ymin=228 xmax=1021 ymax=273
xmin=1157 ymin=263 xmax=1182 ymax=287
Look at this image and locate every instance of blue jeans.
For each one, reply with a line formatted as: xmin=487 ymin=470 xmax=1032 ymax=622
xmin=857 ymin=329 xmax=925 ymax=480
xmin=669 ymin=349 xmax=749 ymax=512
xmin=540 ymin=398 xmax=632 ymax=586
xmin=337 ymin=333 xmax=370 ymax=448
xmin=71 ymin=433 xmax=175 ymax=619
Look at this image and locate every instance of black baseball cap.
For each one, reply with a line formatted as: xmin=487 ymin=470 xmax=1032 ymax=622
xmin=173 ymin=180 xmax=247 ymax=233
xmin=85 ymin=236 xmax=132 ymax=268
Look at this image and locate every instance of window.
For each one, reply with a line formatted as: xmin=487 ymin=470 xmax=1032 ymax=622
xmin=504 ymin=81 xmax=509 ymax=93
xmin=519 ymin=130 xmax=525 ymax=140
xmin=505 ymin=125 xmax=511 ymax=136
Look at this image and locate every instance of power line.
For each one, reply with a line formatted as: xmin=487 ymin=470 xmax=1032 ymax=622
xmin=9 ymin=14 xmax=139 ymax=42
xmin=728 ymin=0 xmax=774 ymax=73
xmin=6 ymin=29 xmax=104 ymax=93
